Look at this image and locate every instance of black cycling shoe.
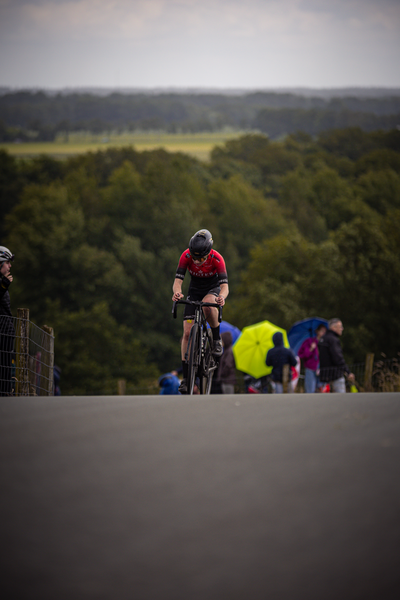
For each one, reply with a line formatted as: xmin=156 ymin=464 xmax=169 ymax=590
xmin=178 ymin=378 xmax=188 ymax=394
xmin=212 ymin=338 xmax=223 ymax=357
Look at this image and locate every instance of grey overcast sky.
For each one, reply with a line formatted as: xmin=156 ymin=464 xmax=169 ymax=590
xmin=1 ymin=0 xmax=399 ymax=90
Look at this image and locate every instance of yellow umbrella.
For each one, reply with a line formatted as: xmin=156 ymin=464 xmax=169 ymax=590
xmin=232 ymin=320 xmax=289 ymax=379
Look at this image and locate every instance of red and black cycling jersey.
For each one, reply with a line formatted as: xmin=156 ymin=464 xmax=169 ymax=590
xmin=175 ymin=249 xmax=228 ymax=291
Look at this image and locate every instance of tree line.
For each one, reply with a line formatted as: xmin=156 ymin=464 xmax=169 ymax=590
xmin=1 ymin=126 xmax=400 ymax=394
xmin=1 ymin=89 xmax=400 ymax=141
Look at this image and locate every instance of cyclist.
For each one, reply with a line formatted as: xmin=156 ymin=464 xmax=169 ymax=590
xmin=172 ymin=229 xmax=229 ymax=394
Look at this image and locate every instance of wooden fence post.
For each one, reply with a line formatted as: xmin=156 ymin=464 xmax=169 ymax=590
xmin=42 ymin=325 xmax=54 ymax=395
xmin=15 ymin=308 xmax=30 ymax=396
xmin=118 ymin=379 xmax=126 ymax=395
xmin=364 ymin=353 xmax=375 ymax=392
xmin=282 ymin=364 xmax=289 ymax=393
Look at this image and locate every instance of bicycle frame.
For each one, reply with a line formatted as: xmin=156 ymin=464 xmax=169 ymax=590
xmin=172 ymin=299 xmax=222 ymax=395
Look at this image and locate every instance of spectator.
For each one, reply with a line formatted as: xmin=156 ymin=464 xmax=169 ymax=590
xmin=318 ymin=318 xmax=355 ymax=393
xmin=211 ymin=362 xmax=222 ymax=394
xmin=298 ymin=324 xmax=327 ymax=393
xmin=0 ymin=246 xmax=15 ymax=396
xmin=266 ymin=332 xmax=297 ymax=393
xmin=217 ymin=331 xmax=236 ymax=394
xmin=158 ymin=370 xmax=181 ymax=395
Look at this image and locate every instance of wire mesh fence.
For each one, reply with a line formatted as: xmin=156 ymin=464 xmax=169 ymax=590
xmin=370 ymin=355 xmax=400 ymax=393
xmin=328 ymin=355 xmax=400 ymax=393
xmin=0 ymin=309 xmax=54 ymax=397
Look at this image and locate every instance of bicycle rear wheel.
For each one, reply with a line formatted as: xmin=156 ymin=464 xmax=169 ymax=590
xmin=187 ymin=323 xmax=200 ymax=395
xmin=199 ymin=328 xmax=216 ymax=394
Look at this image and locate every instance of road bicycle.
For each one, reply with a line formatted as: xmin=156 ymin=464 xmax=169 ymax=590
xmin=172 ymin=299 xmax=222 ymax=395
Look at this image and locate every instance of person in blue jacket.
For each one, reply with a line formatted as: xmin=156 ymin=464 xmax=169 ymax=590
xmin=158 ymin=370 xmax=181 ymax=395
xmin=266 ymin=332 xmax=297 ymax=393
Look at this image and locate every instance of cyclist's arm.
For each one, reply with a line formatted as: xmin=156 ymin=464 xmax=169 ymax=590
xmin=173 ymin=251 xmax=188 ymax=301
xmin=213 ymin=252 xmax=228 ymax=306
xmin=216 ymin=283 xmax=229 ymax=306
xmin=172 ymin=277 xmax=184 ymax=301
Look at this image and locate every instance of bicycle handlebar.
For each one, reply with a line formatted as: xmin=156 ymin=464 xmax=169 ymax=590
xmin=172 ymin=299 xmax=222 ymax=323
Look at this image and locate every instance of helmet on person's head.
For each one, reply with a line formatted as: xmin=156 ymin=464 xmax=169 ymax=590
xmin=0 ymin=246 xmax=14 ymax=263
xmin=189 ymin=229 xmax=213 ymax=258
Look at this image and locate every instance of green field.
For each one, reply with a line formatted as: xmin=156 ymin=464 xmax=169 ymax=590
xmin=0 ymin=130 xmax=246 ymax=161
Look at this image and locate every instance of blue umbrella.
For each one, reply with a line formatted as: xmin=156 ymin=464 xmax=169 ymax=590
xmin=220 ymin=320 xmax=241 ymax=344
xmin=288 ymin=317 xmax=328 ymax=356
xmin=207 ymin=320 xmax=241 ymax=344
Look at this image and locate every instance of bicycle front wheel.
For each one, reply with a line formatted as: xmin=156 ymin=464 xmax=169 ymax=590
xmin=187 ymin=323 xmax=201 ymax=395
xmin=199 ymin=328 xmax=216 ymax=395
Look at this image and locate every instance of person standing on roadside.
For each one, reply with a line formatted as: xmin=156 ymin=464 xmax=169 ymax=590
xmin=217 ymin=331 xmax=236 ymax=394
xmin=266 ymin=332 xmax=297 ymax=393
xmin=318 ymin=318 xmax=355 ymax=393
xmin=0 ymin=246 xmax=15 ymax=396
xmin=158 ymin=370 xmax=181 ymax=395
xmin=298 ymin=324 xmax=327 ymax=393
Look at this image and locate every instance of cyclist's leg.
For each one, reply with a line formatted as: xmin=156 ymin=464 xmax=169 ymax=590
xmin=181 ymin=290 xmax=201 ymax=358
xmin=182 ymin=319 xmax=193 ymax=359
xmin=202 ymin=287 xmax=222 ymax=356
xmin=202 ymin=287 xmax=220 ymax=327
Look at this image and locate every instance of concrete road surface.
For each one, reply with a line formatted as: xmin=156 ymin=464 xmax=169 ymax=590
xmin=1 ymin=392 xmax=400 ymax=600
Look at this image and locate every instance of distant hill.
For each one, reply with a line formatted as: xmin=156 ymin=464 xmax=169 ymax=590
xmin=1 ymin=87 xmax=400 ymax=141
xmin=2 ymin=86 xmax=400 ymax=98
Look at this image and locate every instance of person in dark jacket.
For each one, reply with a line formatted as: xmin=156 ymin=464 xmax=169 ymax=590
xmin=266 ymin=331 xmax=297 ymax=393
xmin=0 ymin=246 xmax=15 ymax=396
xmin=318 ymin=318 xmax=355 ymax=393
xmin=217 ymin=331 xmax=236 ymax=394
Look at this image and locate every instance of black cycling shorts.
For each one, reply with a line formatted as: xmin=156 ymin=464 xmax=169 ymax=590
xmin=183 ymin=285 xmax=221 ymax=320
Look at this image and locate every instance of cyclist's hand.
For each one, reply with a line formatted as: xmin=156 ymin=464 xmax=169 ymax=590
xmin=2 ymin=274 xmax=12 ymax=285
xmin=216 ymin=295 xmax=225 ymax=306
xmin=172 ymin=292 xmax=184 ymax=301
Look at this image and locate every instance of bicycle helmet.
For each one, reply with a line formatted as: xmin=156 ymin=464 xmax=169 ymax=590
xmin=189 ymin=229 xmax=213 ymax=258
xmin=0 ymin=246 xmax=14 ymax=263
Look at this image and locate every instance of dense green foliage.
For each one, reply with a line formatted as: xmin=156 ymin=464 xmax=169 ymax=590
xmin=1 ymin=89 xmax=400 ymax=140
xmin=2 ymin=126 xmax=400 ymax=393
